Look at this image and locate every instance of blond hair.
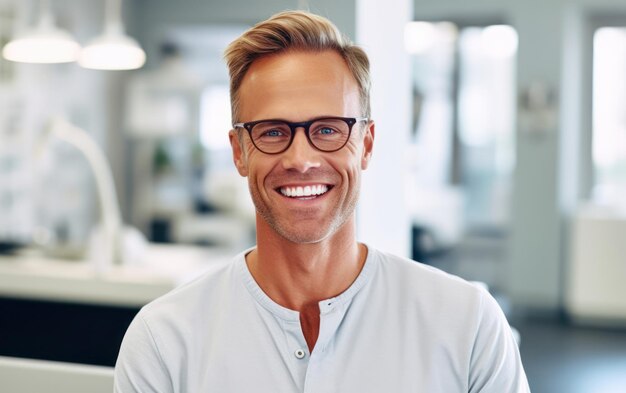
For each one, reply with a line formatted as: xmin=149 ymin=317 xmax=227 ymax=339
xmin=224 ymin=10 xmax=371 ymax=124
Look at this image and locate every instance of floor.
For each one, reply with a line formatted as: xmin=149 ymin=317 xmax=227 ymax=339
xmin=424 ymin=232 xmax=626 ymax=393
xmin=511 ymin=316 xmax=626 ymax=393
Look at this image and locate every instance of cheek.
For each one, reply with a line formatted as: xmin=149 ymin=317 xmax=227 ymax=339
xmin=342 ymin=143 xmax=365 ymax=172
xmin=329 ymin=150 xmax=363 ymax=184
xmin=246 ymin=155 xmax=277 ymax=188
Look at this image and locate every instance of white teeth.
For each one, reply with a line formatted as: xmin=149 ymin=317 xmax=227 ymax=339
xmin=280 ymin=184 xmax=329 ymax=198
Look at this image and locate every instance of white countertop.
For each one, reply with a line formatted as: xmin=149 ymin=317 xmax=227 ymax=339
xmin=0 ymin=244 xmax=234 ymax=307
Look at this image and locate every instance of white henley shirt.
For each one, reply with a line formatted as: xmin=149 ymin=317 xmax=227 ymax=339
xmin=114 ymin=246 xmax=530 ymax=392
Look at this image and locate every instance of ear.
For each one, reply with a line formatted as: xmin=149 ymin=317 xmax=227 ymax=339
xmin=361 ymin=120 xmax=375 ymax=170
xmin=229 ymin=129 xmax=249 ymax=177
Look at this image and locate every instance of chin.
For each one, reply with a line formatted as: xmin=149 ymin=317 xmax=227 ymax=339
xmin=273 ymin=211 xmax=357 ymax=244
xmin=275 ymin=225 xmax=333 ymax=244
xmin=253 ymin=192 xmax=357 ymax=244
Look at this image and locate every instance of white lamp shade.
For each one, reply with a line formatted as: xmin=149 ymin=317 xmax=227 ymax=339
xmin=2 ymin=27 xmax=80 ymax=64
xmin=79 ymin=31 xmax=146 ymax=70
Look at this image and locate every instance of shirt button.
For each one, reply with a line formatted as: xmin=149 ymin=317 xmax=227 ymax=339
xmin=294 ymin=349 xmax=306 ymax=359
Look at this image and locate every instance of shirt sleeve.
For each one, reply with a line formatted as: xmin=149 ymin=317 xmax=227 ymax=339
xmin=114 ymin=312 xmax=174 ymax=393
xmin=468 ymin=289 xmax=531 ymax=393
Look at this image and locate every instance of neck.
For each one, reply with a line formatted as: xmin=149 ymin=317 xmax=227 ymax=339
xmin=246 ymin=215 xmax=366 ymax=312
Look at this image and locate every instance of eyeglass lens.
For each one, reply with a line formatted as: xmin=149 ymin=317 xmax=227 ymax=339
xmin=250 ymin=118 xmax=351 ymax=153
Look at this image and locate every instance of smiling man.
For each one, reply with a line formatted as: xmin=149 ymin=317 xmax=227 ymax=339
xmin=114 ymin=11 xmax=529 ymax=393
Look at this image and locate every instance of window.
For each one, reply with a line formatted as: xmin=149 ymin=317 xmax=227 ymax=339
xmin=200 ymin=85 xmax=232 ymax=152
xmin=407 ymin=22 xmax=518 ymax=232
xmin=592 ymin=27 xmax=626 ymax=204
xmin=457 ymin=25 xmax=517 ymax=229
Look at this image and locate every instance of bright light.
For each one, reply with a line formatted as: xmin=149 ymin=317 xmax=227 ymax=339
xmin=437 ymin=22 xmax=458 ymax=45
xmin=593 ymin=27 xmax=626 ymax=170
xmin=405 ymin=22 xmax=436 ymax=54
xmin=79 ymin=32 xmax=146 ymax=70
xmin=594 ymin=27 xmax=626 ymax=62
xmin=481 ymin=25 xmax=518 ymax=58
xmin=405 ymin=21 xmax=458 ymax=54
xmin=2 ymin=30 xmax=80 ymax=64
xmin=200 ymin=86 xmax=232 ymax=150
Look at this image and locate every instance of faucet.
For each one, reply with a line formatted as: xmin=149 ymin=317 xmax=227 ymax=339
xmin=46 ymin=116 xmax=128 ymax=270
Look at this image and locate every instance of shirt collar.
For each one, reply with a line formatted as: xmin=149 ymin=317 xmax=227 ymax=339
xmin=237 ymin=244 xmax=377 ymax=321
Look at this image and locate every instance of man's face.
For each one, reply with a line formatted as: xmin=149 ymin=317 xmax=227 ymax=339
xmin=230 ymin=50 xmax=374 ymax=244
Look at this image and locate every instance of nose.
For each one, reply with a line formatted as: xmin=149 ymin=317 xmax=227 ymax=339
xmin=280 ymin=127 xmax=321 ymax=173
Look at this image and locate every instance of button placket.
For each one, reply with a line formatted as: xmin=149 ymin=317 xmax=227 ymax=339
xmin=278 ymin=318 xmax=310 ymax=391
xmin=285 ymin=322 xmax=308 ymax=361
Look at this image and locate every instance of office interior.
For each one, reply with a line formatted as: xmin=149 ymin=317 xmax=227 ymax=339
xmin=0 ymin=0 xmax=625 ymax=392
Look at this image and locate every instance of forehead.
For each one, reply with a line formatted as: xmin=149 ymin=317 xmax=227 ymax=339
xmin=238 ymin=50 xmax=361 ymax=122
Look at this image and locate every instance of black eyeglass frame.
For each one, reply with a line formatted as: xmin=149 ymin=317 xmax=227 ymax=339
xmin=233 ymin=116 xmax=369 ymax=155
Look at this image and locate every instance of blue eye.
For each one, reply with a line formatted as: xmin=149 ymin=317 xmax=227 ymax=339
xmin=264 ymin=129 xmax=284 ymax=137
xmin=319 ymin=127 xmax=335 ymax=135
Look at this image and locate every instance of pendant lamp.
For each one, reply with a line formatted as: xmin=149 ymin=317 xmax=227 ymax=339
xmin=79 ymin=0 xmax=146 ymax=70
xmin=2 ymin=0 xmax=80 ymax=64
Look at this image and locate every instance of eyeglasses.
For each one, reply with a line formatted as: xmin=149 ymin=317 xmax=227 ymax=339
xmin=233 ymin=116 xmax=368 ymax=155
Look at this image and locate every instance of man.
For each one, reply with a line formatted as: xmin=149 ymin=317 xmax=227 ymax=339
xmin=115 ymin=10 xmax=530 ymax=392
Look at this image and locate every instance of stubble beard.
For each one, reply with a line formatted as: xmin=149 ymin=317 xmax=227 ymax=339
xmin=248 ymin=178 xmax=361 ymax=244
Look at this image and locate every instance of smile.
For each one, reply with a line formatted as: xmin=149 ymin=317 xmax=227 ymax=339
xmin=279 ymin=184 xmax=330 ymax=198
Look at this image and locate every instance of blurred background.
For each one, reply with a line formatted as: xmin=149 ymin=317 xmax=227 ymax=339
xmin=0 ymin=0 xmax=625 ymax=392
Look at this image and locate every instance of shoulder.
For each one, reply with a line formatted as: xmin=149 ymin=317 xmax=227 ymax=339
xmin=115 ymin=252 xmax=248 ymax=391
xmin=366 ymin=248 xmax=530 ymax=391
xmin=138 ymin=252 xmax=242 ymax=327
xmin=366 ymin=247 xmax=499 ymax=332
xmin=370 ymin=247 xmax=485 ymax=302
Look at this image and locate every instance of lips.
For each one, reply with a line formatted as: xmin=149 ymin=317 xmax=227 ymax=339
xmin=278 ymin=184 xmax=330 ymax=198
